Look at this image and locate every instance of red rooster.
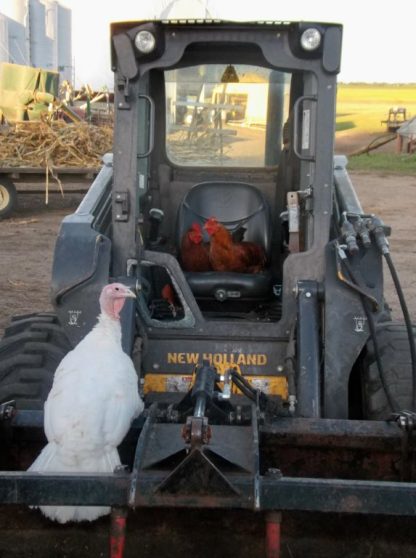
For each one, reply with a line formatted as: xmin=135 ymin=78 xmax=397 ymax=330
xmin=180 ymin=222 xmax=212 ymax=272
xmin=204 ymin=217 xmax=266 ymax=273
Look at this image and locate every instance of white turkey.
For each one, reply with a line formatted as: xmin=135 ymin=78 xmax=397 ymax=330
xmin=28 ymin=282 xmax=144 ymax=523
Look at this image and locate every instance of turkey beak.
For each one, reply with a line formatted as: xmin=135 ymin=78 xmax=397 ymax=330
xmin=123 ymin=289 xmax=136 ymax=299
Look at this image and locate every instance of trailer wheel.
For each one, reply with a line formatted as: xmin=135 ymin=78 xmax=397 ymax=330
xmin=0 ymin=313 xmax=72 ymax=410
xmin=0 ymin=178 xmax=17 ymax=219
xmin=362 ymin=322 xmax=416 ymax=420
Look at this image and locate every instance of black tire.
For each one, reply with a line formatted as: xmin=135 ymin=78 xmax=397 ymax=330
xmin=362 ymin=322 xmax=416 ymax=420
xmin=0 ymin=177 xmax=17 ymax=219
xmin=0 ymin=313 xmax=72 ymax=410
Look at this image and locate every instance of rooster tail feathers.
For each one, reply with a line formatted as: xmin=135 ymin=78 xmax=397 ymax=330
xmin=28 ymin=442 xmax=120 ymax=523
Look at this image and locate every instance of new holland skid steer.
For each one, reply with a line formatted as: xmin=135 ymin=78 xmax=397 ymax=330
xmin=1 ymin=19 xmax=416 ymax=557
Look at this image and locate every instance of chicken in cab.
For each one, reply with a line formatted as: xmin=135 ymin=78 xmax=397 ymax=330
xmin=204 ymin=217 xmax=266 ymax=274
xmin=180 ymin=222 xmax=212 ymax=272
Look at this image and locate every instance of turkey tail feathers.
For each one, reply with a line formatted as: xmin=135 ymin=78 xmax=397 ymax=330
xmin=28 ymin=442 xmax=120 ymax=523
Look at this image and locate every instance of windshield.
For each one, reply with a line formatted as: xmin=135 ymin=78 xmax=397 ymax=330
xmin=165 ymin=64 xmax=290 ymax=167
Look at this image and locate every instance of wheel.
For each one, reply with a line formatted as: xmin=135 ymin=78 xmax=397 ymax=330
xmin=0 ymin=313 xmax=72 ymax=410
xmin=0 ymin=177 xmax=17 ymax=219
xmin=362 ymin=322 xmax=416 ymax=420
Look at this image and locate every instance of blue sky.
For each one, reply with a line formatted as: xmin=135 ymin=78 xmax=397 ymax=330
xmin=5 ymin=0 xmax=416 ymax=88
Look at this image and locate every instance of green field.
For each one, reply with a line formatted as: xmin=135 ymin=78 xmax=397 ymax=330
xmin=336 ymin=83 xmax=416 ymax=134
xmin=335 ymin=84 xmax=416 ymax=172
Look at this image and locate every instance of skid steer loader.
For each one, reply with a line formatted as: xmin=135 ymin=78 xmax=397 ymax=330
xmin=1 ymin=19 xmax=416 ymax=557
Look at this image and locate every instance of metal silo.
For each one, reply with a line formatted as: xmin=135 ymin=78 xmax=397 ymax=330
xmin=0 ymin=0 xmax=30 ymax=66
xmin=56 ymin=2 xmax=72 ymax=83
xmin=0 ymin=15 xmax=8 ymax=64
xmin=29 ymin=0 xmax=54 ymax=70
xmin=31 ymin=1 xmax=72 ymax=82
xmin=1 ymin=0 xmax=71 ymax=81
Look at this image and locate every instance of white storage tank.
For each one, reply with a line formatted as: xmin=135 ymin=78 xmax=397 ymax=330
xmin=56 ymin=2 xmax=72 ymax=83
xmin=0 ymin=15 xmax=8 ymax=64
xmin=29 ymin=0 xmax=54 ymax=70
xmin=0 ymin=0 xmax=71 ymax=80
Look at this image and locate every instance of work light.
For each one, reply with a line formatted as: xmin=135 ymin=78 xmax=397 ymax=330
xmin=134 ymin=30 xmax=156 ymax=54
xmin=300 ymin=28 xmax=321 ymax=51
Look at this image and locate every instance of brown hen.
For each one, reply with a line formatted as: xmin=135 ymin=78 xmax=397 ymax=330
xmin=180 ymin=222 xmax=212 ymax=272
xmin=204 ymin=217 xmax=266 ymax=273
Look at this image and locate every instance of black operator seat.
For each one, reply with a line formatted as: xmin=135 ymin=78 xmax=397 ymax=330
xmin=176 ymin=181 xmax=273 ymax=301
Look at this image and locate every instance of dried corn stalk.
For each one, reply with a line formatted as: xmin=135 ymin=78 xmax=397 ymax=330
xmin=0 ymin=121 xmax=113 ymax=202
xmin=0 ymin=121 xmax=113 ymax=169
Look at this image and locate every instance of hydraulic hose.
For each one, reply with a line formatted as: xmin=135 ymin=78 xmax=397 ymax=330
xmin=229 ymin=369 xmax=275 ymax=413
xmin=230 ymin=370 xmax=257 ymax=401
xmin=367 ymin=215 xmax=416 ymax=411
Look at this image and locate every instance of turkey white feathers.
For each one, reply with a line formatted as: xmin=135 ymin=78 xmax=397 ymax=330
xmin=28 ymin=283 xmax=144 ymax=523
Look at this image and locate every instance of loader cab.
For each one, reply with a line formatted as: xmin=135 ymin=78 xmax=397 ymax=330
xmin=109 ymin=20 xmax=342 ymax=324
xmin=48 ymin=20 xmax=395 ymax=418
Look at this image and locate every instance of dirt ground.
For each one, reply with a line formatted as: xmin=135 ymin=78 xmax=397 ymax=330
xmin=1 ymin=150 xmax=416 ymax=556
xmin=0 ymin=169 xmax=415 ymax=335
xmin=0 ymin=128 xmax=408 ymax=335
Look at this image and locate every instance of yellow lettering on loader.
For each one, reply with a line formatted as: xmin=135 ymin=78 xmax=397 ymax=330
xmin=236 ymin=354 xmax=246 ymax=366
xmin=246 ymin=354 xmax=257 ymax=365
xmin=257 ymin=354 xmax=267 ymax=365
xmin=186 ymin=353 xmax=199 ymax=364
xmin=167 ymin=352 xmax=267 ymax=367
xmin=167 ymin=353 xmax=177 ymax=364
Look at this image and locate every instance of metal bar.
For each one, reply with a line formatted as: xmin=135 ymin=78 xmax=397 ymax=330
xmin=0 ymin=472 xmax=129 ymax=505
xmin=261 ymin=417 xmax=406 ymax=450
xmin=6 ymin=412 xmax=410 ymax=452
xmin=1 ymin=471 xmax=416 ymax=515
xmin=193 ymin=396 xmax=206 ymax=418
xmin=259 ymin=476 xmax=416 ymax=515
xmin=296 ymin=281 xmax=321 ymax=417
xmin=128 ymin=403 xmax=158 ymax=507
xmin=133 ymin=475 xmax=416 ymax=515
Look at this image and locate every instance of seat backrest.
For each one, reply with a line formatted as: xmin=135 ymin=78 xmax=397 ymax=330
xmin=176 ymin=181 xmax=272 ymax=255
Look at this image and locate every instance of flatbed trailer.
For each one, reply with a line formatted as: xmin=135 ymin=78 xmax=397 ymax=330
xmin=0 ymin=166 xmax=99 ymax=218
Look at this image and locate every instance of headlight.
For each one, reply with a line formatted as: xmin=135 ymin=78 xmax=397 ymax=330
xmin=300 ymin=28 xmax=321 ymax=51
xmin=134 ymin=30 xmax=156 ymax=54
